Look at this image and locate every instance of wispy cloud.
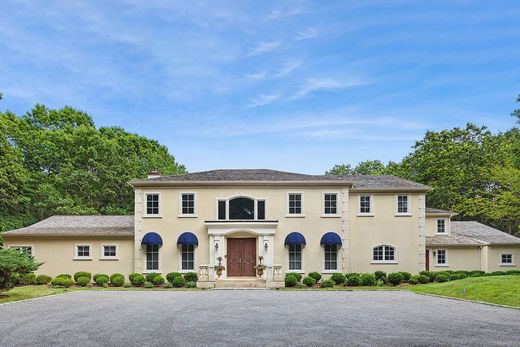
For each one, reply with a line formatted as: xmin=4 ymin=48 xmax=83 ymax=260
xmin=295 ymin=27 xmax=318 ymax=40
xmin=249 ymin=41 xmax=282 ymax=55
xmin=292 ymin=78 xmax=367 ymax=99
xmin=247 ymin=94 xmax=281 ymax=107
xmin=266 ymin=10 xmax=281 ymax=20
xmin=245 ymin=72 xmax=267 ymax=80
xmin=273 ymin=61 xmax=302 ymax=78
xmin=266 ymin=4 xmax=302 ymax=20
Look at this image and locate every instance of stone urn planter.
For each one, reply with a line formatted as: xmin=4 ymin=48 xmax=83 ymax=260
xmin=214 ymin=256 xmax=225 ymax=278
xmin=254 ymin=256 xmax=267 ymax=278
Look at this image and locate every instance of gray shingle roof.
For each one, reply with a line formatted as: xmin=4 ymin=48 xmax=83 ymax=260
xmin=344 ymin=175 xmax=430 ymax=190
xmin=426 ymin=221 xmax=520 ymax=246
xmin=425 ymin=234 xmax=485 ymax=247
xmin=2 ymin=215 xmax=134 ymax=237
xmin=426 ymin=207 xmax=456 ymax=215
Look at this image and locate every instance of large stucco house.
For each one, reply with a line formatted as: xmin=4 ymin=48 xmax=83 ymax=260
xmin=3 ymin=169 xmax=520 ymax=287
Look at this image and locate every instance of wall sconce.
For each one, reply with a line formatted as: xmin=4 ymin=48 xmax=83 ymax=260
xmin=264 ymin=241 xmax=269 ymax=250
xmin=215 ymin=242 xmax=219 ymax=250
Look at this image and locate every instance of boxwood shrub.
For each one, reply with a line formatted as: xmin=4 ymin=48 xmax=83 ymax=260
xmin=285 ymin=274 xmax=298 ymax=287
xmin=408 ymin=275 xmax=419 ymax=285
xmin=152 ymin=275 xmax=165 ymax=286
xmin=146 ymin=273 xmax=160 ymax=282
xmin=490 ymin=271 xmax=507 ymax=276
xmin=50 ymin=276 xmax=74 ymax=287
xmin=419 ymin=271 xmax=433 ymax=282
xmin=436 ymin=274 xmax=448 ymax=283
xmin=448 ymin=273 xmax=463 ymax=281
xmin=144 ymin=281 xmax=154 ymax=288
xmin=57 ymin=274 xmax=72 ymax=279
xmin=73 ymin=272 xmax=92 ymax=282
xmin=374 ymin=271 xmax=387 ymax=282
xmin=110 ymin=274 xmax=125 ymax=287
xmin=94 ymin=274 xmax=109 ymax=286
xmin=387 ymin=272 xmax=404 ymax=286
xmin=172 ymin=275 xmax=186 ymax=288
xmin=19 ymin=273 xmax=37 ymax=285
xmin=129 ymin=273 xmax=145 ymax=286
xmin=184 ymin=272 xmax=198 ymax=282
xmin=293 ymin=273 xmax=303 ymax=282
xmin=330 ymin=273 xmax=346 ymax=285
xmin=302 ymin=276 xmax=316 ymax=287
xmin=76 ymin=276 xmax=90 ymax=287
xmin=469 ymin=270 xmax=485 ymax=277
xmin=93 ymin=273 xmax=108 ymax=282
xmin=36 ymin=274 xmax=52 ymax=285
xmin=186 ymin=281 xmax=197 ymax=288
xmin=455 ymin=272 xmax=468 ymax=279
xmin=360 ymin=273 xmax=376 ymax=286
xmin=320 ymin=279 xmax=335 ymax=288
xmin=110 ymin=273 xmax=124 ymax=283
xmin=346 ymin=274 xmax=361 ymax=286
xmin=308 ymin=272 xmax=322 ymax=282
xmin=417 ymin=275 xmax=430 ymax=284
xmin=166 ymin=272 xmax=182 ymax=283
xmin=506 ymin=270 xmax=520 ymax=275
xmin=398 ymin=272 xmax=411 ymax=282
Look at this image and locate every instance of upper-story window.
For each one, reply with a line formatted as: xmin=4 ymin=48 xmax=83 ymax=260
xmin=437 ymin=219 xmax=446 ymax=233
xmin=145 ymin=193 xmax=160 ymax=215
xmin=436 ymin=249 xmax=447 ymax=265
xmin=396 ymin=195 xmax=409 ymax=214
xmin=323 ymin=193 xmax=338 ymax=216
xmin=359 ymin=195 xmax=372 ymax=214
xmin=217 ymin=197 xmax=266 ymax=220
xmin=288 ymin=193 xmax=303 ymax=215
xmin=10 ymin=246 xmax=32 ymax=257
xmin=180 ymin=193 xmax=196 ymax=216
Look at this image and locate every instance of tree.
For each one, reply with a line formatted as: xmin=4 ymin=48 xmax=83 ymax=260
xmin=0 ymin=248 xmax=40 ymax=292
xmin=512 ymin=94 xmax=520 ymax=124
xmin=326 ymin=160 xmax=390 ymax=175
xmin=325 ymin=164 xmax=352 ymax=175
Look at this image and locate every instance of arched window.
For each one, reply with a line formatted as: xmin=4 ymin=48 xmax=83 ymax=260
xmin=229 ymin=197 xmax=255 ymax=219
xmin=373 ymin=245 xmax=395 ymax=262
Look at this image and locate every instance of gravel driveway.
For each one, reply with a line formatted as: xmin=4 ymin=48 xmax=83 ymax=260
xmin=0 ymin=290 xmax=519 ymax=346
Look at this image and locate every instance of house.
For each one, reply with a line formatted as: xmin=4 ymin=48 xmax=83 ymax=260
xmin=2 ymin=169 xmax=519 ymax=287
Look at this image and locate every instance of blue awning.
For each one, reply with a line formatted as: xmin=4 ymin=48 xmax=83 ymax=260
xmin=177 ymin=232 xmax=198 ymax=246
xmin=141 ymin=232 xmax=163 ymax=246
xmin=284 ymin=232 xmax=306 ymax=246
xmin=320 ymin=232 xmax=342 ymax=246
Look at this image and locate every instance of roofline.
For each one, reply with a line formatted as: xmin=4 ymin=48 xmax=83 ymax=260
xmin=2 ymin=232 xmax=134 ymax=237
xmin=425 ymin=243 xmax=483 ymax=247
xmin=129 ymin=180 xmax=354 ymax=187
xmin=350 ymin=187 xmax=430 ymax=193
xmin=426 ymin=212 xmax=458 ymax=217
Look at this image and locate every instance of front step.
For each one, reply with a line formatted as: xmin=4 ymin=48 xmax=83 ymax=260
xmin=215 ymin=277 xmax=267 ymax=289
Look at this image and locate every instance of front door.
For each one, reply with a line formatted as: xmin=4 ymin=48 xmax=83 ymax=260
xmin=227 ymin=238 xmax=256 ymax=276
xmin=425 ymin=250 xmax=430 ymax=271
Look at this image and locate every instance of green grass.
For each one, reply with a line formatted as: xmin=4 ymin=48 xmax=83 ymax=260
xmin=0 ymin=286 xmax=76 ymax=304
xmin=410 ymin=275 xmax=520 ymax=307
xmin=275 ymin=285 xmax=403 ymax=291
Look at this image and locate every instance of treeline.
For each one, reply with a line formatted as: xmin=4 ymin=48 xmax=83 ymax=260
xmin=327 ymin=97 xmax=520 ymax=236
xmin=0 ymin=104 xmax=186 ymax=231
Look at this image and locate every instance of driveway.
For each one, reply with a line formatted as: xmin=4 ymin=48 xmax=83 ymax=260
xmin=0 ymin=290 xmax=518 ymax=346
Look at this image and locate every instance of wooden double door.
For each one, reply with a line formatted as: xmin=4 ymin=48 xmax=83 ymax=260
xmin=227 ymin=238 xmax=256 ymax=276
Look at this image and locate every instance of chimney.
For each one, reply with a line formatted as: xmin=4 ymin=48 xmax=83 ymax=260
xmin=147 ymin=169 xmax=161 ymax=179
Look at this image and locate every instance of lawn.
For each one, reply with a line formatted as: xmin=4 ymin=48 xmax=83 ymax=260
xmin=410 ymin=275 xmax=520 ymax=308
xmin=0 ymin=286 xmax=76 ymax=305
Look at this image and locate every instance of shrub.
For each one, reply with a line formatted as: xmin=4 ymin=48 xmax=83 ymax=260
xmin=166 ymin=272 xmax=182 ymax=283
xmin=436 ymin=274 xmax=448 ymax=283
xmin=144 ymin=281 xmax=154 ymax=288
xmin=506 ymin=270 xmax=520 ymax=275
xmin=432 ymin=272 xmax=449 ymax=281
xmin=73 ymin=271 xmax=92 ymax=282
xmin=345 ymin=272 xmax=360 ymax=278
xmin=330 ymin=273 xmax=346 ymax=285
xmin=57 ymin=274 xmax=72 ymax=279
xmin=448 ymin=273 xmax=462 ymax=281
xmin=184 ymin=272 xmax=198 ymax=282
xmin=94 ymin=275 xmax=109 ymax=286
xmin=490 ymin=271 xmax=506 ymax=276
xmin=36 ymin=274 xmax=52 ymax=285
xmin=387 ymin=272 xmax=404 ymax=286
xmin=417 ymin=275 xmax=430 ymax=284
xmin=186 ymin=281 xmax=197 ymax=288
xmin=123 ymin=283 xmax=132 ymax=288
xmin=285 ymin=274 xmax=298 ymax=287
xmin=398 ymin=272 xmax=412 ymax=282
xmin=408 ymin=275 xmax=419 ymax=285
xmin=419 ymin=271 xmax=433 ymax=282
xmin=308 ymin=272 xmax=322 ymax=282
xmin=320 ymin=279 xmax=335 ymax=288
xmin=152 ymin=275 xmax=165 ymax=286
xmin=376 ymin=279 xmax=385 ymax=286
xmin=455 ymin=272 xmax=468 ymax=279
xmin=110 ymin=274 xmax=125 ymax=287
xmin=164 ymin=282 xmax=173 ymax=288
xmin=456 ymin=270 xmax=470 ymax=277
xmin=470 ymin=271 xmax=483 ymax=277
xmin=346 ymin=275 xmax=361 ymax=286
xmin=0 ymin=248 xmax=40 ymax=292
xmin=19 ymin=273 xmax=37 ymax=285
xmin=302 ymin=276 xmax=316 ymax=287
xmin=76 ymin=276 xmax=90 ymax=287
xmin=360 ymin=273 xmax=376 ymax=286
xmin=374 ymin=271 xmax=387 ymax=282
xmin=295 ymin=283 xmax=306 ymax=288
xmin=129 ymin=273 xmax=145 ymax=286
xmin=50 ymin=276 xmax=74 ymax=287
xmin=171 ymin=276 xmax=186 ymax=288
xmin=93 ymin=273 xmax=109 ymax=282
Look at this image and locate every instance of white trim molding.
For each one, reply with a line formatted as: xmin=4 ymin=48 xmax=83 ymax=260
xmin=286 ymin=192 xmax=305 ymax=217
xmin=100 ymin=244 xmax=119 ymax=260
xmin=322 ymin=192 xmax=340 ymax=217
xmin=143 ymin=192 xmax=162 ymax=218
xmin=179 ymin=192 xmax=197 ymax=217
xmin=395 ymin=194 xmax=412 ymax=216
xmin=73 ymin=244 xmax=92 ymax=261
xmin=357 ymin=194 xmax=374 ymax=217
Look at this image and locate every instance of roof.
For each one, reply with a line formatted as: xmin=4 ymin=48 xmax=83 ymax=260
xmin=1 ymin=215 xmax=134 ymax=237
xmin=129 ymin=169 xmax=429 ymax=191
xmin=425 ymin=207 xmax=457 ymax=216
xmin=426 ymin=221 xmax=520 ymax=247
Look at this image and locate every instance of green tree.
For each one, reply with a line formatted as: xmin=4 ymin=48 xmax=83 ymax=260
xmin=325 ymin=164 xmax=353 ymax=175
xmin=512 ymin=94 xmax=520 ymax=124
xmin=326 ymin=160 xmax=391 ymax=175
xmin=0 ymin=248 xmax=40 ymax=292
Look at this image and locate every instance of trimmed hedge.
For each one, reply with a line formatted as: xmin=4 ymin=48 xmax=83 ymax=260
xmin=36 ymin=274 xmax=52 ymax=285
xmin=184 ymin=272 xmax=198 ymax=282
xmin=171 ymin=276 xmax=186 ymax=288
xmin=308 ymin=272 xmax=322 ymax=282
xmin=320 ymin=279 xmax=335 ymax=288
xmin=76 ymin=276 xmax=90 ymax=287
xmin=302 ymin=276 xmax=316 ymax=287
xmin=57 ymin=274 xmax=72 ymax=279
xmin=110 ymin=274 xmax=125 ymax=287
xmin=417 ymin=275 xmax=430 ymax=284
xmin=360 ymin=273 xmax=376 ymax=286
xmin=129 ymin=273 xmax=146 ymax=286
xmin=19 ymin=273 xmax=37 ymax=285
xmin=93 ymin=273 xmax=108 ymax=282
xmin=95 ymin=275 xmax=109 ymax=286
xmin=186 ymin=281 xmax=197 ymax=288
xmin=50 ymin=276 xmax=74 ymax=287
xmin=346 ymin=274 xmax=361 ymax=286
xmin=408 ymin=275 xmax=419 ymax=285
xmin=387 ymin=272 xmax=404 ymax=286
xmin=330 ymin=273 xmax=346 ymax=285
xmin=436 ymin=274 xmax=448 ymax=283
xmin=448 ymin=273 xmax=463 ymax=281
xmin=166 ymin=272 xmax=182 ymax=283
xmin=146 ymin=273 xmax=161 ymax=282
xmin=419 ymin=271 xmax=433 ymax=282
xmin=152 ymin=275 xmax=165 ymax=286
xmin=374 ymin=271 xmax=387 ymax=282
xmin=285 ymin=274 xmax=298 ymax=287
xmin=74 ymin=272 xmax=92 ymax=282
xmin=144 ymin=281 xmax=154 ymax=288
xmin=398 ymin=272 xmax=412 ymax=281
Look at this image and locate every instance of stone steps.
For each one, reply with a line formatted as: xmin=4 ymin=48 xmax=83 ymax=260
xmin=215 ymin=277 xmax=267 ymax=289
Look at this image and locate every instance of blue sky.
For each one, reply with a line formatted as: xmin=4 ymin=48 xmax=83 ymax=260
xmin=1 ymin=1 xmax=519 ymax=174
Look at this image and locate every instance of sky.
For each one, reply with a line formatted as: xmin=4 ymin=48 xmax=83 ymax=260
xmin=1 ymin=1 xmax=519 ymax=174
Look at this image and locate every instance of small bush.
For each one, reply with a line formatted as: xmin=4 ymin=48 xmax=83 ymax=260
xmin=123 ymin=283 xmax=131 ymax=288
xmin=436 ymin=274 xmax=449 ymax=283
xmin=456 ymin=270 xmax=470 ymax=276
xmin=432 ymin=272 xmax=449 ymax=281
xmin=469 ymin=270 xmax=485 ymax=277
xmin=308 ymin=272 xmax=322 ymax=282
xmin=164 ymin=282 xmax=173 ymax=288
xmin=186 ymin=281 xmax=197 ymax=288
xmin=360 ymin=273 xmax=376 ymax=286
xmin=166 ymin=272 xmax=182 ymax=283
xmin=455 ymin=272 xmax=468 ymax=279
xmin=184 ymin=272 xmax=198 ymax=282
xmin=330 ymin=273 xmax=346 ymax=285
xmin=417 ymin=275 xmax=430 ymax=284
xmin=376 ymin=279 xmax=385 ymax=286
xmin=19 ymin=273 xmax=37 ymax=285
xmin=152 ymin=275 xmax=165 ymax=286
xmin=57 ymin=274 xmax=72 ymax=279
xmin=346 ymin=275 xmax=361 ymax=286
xmin=73 ymin=271 xmax=92 ymax=282
xmin=490 ymin=271 xmax=507 ymax=276
xmin=76 ymin=276 xmax=90 ymax=287
xmin=302 ymin=276 xmax=316 ymax=287
xmin=285 ymin=274 xmax=298 ymax=287
xmin=374 ymin=271 xmax=387 ymax=282
xmin=419 ymin=271 xmax=433 ymax=282
xmin=398 ymin=272 xmax=412 ymax=281
xmin=50 ymin=276 xmax=74 ymax=287
xmin=387 ymin=272 xmax=404 ymax=286
xmin=172 ymin=276 xmax=186 ymax=288
xmin=94 ymin=275 xmax=109 ymax=286
xmin=110 ymin=274 xmax=125 ymax=287
xmin=320 ymin=279 xmax=335 ymax=288
xmin=448 ymin=273 xmax=462 ymax=281
xmin=294 ymin=273 xmax=303 ymax=282
xmin=408 ymin=275 xmax=419 ymax=285
xmin=506 ymin=270 xmax=520 ymax=275
xmin=345 ymin=272 xmax=360 ymax=279
xmin=93 ymin=273 xmax=109 ymax=282
xmin=36 ymin=274 xmax=52 ymax=285
xmin=144 ymin=281 xmax=154 ymax=288
xmin=129 ymin=273 xmax=145 ymax=286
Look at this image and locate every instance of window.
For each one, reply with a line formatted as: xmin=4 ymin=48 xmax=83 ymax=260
xmin=218 ymin=197 xmax=266 ymax=220
xmin=359 ymin=195 xmax=371 ymax=214
xmin=437 ymin=249 xmax=447 ymax=265
xmin=437 ymin=219 xmax=446 ymax=233
xmin=146 ymin=193 xmax=160 ymax=215
xmin=75 ymin=245 xmax=90 ymax=258
xmin=218 ymin=200 xmax=226 ymax=220
xmin=103 ymin=245 xmax=117 ymax=258
xmin=288 ymin=244 xmax=302 ymax=270
xmin=501 ymin=254 xmax=513 ymax=264
xmin=397 ymin=195 xmax=409 ymax=214
xmin=181 ymin=244 xmax=194 ymax=270
xmin=288 ymin=193 xmax=303 ymax=215
xmin=324 ymin=245 xmax=338 ymax=270
xmin=323 ymin=193 xmax=338 ymax=215
xmin=10 ymin=246 xmax=32 ymax=257
xmin=146 ymin=244 xmax=159 ymax=271
xmin=372 ymin=245 xmax=395 ymax=262
xmin=181 ymin=193 xmax=195 ymax=215
xmin=257 ymin=200 xmax=265 ymax=220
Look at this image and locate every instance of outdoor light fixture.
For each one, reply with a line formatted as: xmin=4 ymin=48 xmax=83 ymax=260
xmin=215 ymin=242 xmax=219 ymax=250
xmin=264 ymin=241 xmax=269 ymax=250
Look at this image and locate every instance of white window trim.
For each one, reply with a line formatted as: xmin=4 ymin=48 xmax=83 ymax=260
xmin=395 ymin=194 xmax=412 ymax=216
xmin=321 ymin=192 xmax=340 ymax=218
xmin=144 ymin=244 xmax=160 ymax=272
xmin=214 ymin=195 xmax=267 ymax=220
xmin=179 ymin=192 xmax=197 ymax=218
xmin=357 ymin=194 xmax=374 ymax=217
xmin=9 ymin=245 xmax=34 ymax=257
xmin=370 ymin=244 xmax=398 ymax=264
xmin=322 ymin=244 xmax=340 ymax=273
xmin=100 ymin=244 xmax=119 ymax=260
xmin=286 ymin=244 xmax=305 ymax=273
xmin=286 ymin=192 xmax=305 ymax=217
xmin=499 ymin=253 xmax=516 ymax=267
xmin=143 ymin=192 xmax=162 ymax=218
xmin=436 ymin=218 xmax=448 ymax=234
xmin=74 ymin=244 xmax=92 ymax=261
xmin=178 ymin=244 xmax=196 ymax=273
xmin=435 ymin=249 xmax=449 ymax=267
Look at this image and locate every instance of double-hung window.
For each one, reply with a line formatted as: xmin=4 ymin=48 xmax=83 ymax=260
xmin=288 ymin=244 xmax=302 ymax=270
xmin=75 ymin=245 xmax=91 ymax=259
xmin=324 ymin=245 xmax=338 ymax=270
xmin=146 ymin=244 xmax=159 ymax=271
xmin=501 ymin=254 xmax=513 ymax=265
xmin=372 ymin=245 xmax=395 ymax=262
xmin=288 ymin=193 xmax=303 ymax=215
xmin=181 ymin=244 xmax=195 ymax=270
xmin=436 ymin=249 xmax=447 ymax=265
xmin=102 ymin=245 xmax=117 ymax=258
xmin=180 ymin=193 xmax=196 ymax=216
xmin=359 ymin=195 xmax=371 ymax=214
xmin=323 ymin=193 xmax=338 ymax=216
xmin=396 ymin=195 xmax=409 ymax=214
xmin=437 ymin=219 xmax=446 ymax=233
xmin=146 ymin=193 xmax=160 ymax=215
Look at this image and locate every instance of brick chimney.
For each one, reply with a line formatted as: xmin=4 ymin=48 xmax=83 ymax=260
xmin=147 ymin=169 xmax=161 ymax=179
